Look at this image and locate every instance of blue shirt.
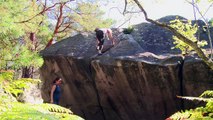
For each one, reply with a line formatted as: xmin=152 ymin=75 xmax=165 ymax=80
xmin=53 ymin=85 xmax=61 ymax=104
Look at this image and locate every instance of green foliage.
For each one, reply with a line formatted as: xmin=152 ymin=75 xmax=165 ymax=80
xmin=0 ymin=70 xmax=83 ymax=120
xmin=0 ymin=102 xmax=84 ymax=120
xmin=3 ymin=78 xmax=40 ymax=97
xmin=209 ymin=18 xmax=213 ymax=27
xmin=0 ymin=71 xmax=40 ymax=97
xmin=1 ymin=45 xmax=44 ymax=69
xmin=196 ymin=0 xmax=213 ymax=3
xmin=169 ymin=91 xmax=213 ymax=119
xmin=73 ymin=2 xmax=114 ymax=32
xmin=0 ymin=87 xmax=82 ymax=119
xmin=200 ymin=90 xmax=213 ymax=98
xmin=170 ymin=18 xmax=208 ymax=54
xmin=123 ymin=26 xmax=134 ymax=34
xmin=170 ymin=102 xmax=213 ymax=119
xmin=38 ymin=104 xmax=73 ymax=114
xmin=170 ymin=110 xmax=202 ymax=120
xmin=0 ymin=0 xmax=49 ymax=70
xmin=13 ymin=46 xmax=44 ymax=69
xmin=0 ymin=70 xmax=13 ymax=82
xmin=0 ymin=0 xmax=26 ymax=68
xmin=0 ymin=0 xmax=26 ymax=41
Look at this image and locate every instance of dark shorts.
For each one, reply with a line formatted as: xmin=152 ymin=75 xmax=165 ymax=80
xmin=53 ymin=96 xmax=60 ymax=105
xmin=97 ymin=39 xmax=104 ymax=50
xmin=98 ymin=39 xmax=104 ymax=46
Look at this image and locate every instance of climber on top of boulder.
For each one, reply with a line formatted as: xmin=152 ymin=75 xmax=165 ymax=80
xmin=94 ymin=28 xmax=115 ymax=55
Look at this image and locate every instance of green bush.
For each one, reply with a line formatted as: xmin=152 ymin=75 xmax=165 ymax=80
xmin=0 ymin=71 xmax=40 ymax=97
xmin=169 ymin=91 xmax=213 ymax=120
xmin=0 ymin=102 xmax=84 ymax=120
xmin=0 ymin=70 xmax=84 ymax=120
xmin=123 ymin=26 xmax=134 ymax=34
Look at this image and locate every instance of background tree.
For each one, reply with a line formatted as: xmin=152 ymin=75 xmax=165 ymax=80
xmin=0 ymin=0 xmax=114 ymax=118
xmin=72 ymin=2 xmax=114 ymax=32
xmin=34 ymin=0 xmax=114 ymax=47
xmin=0 ymin=0 xmax=47 ymax=78
xmin=170 ymin=19 xmax=208 ymax=55
xmin=1 ymin=0 xmax=113 ymax=77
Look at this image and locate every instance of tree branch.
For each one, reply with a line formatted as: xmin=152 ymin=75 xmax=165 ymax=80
xmin=117 ymin=16 xmax=132 ymax=28
xmin=17 ymin=2 xmax=61 ymax=23
xmin=58 ymin=22 xmax=73 ymax=33
xmin=16 ymin=0 xmax=74 ymax=23
xmin=186 ymin=0 xmax=213 ymax=59
xmin=123 ymin=0 xmax=127 ymax=15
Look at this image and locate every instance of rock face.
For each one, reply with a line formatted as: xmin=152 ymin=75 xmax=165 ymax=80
xmin=40 ymin=16 xmax=213 ymax=120
xmin=131 ymin=15 xmax=186 ymax=54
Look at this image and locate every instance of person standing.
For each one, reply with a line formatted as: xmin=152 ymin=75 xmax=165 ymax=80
xmin=94 ymin=28 xmax=115 ymax=55
xmin=50 ymin=77 xmax=62 ymax=105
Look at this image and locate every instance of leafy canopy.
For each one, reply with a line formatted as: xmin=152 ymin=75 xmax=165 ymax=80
xmin=0 ymin=0 xmax=49 ymax=69
xmin=170 ymin=18 xmax=207 ymax=54
xmin=73 ymin=2 xmax=115 ymax=32
xmin=0 ymin=70 xmax=84 ymax=120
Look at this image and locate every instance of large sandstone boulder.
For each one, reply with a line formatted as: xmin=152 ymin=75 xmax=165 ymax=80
xmin=40 ymin=16 xmax=213 ymax=120
xmin=131 ymin=15 xmax=186 ymax=54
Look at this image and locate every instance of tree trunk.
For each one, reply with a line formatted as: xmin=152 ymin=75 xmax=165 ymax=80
xmin=45 ymin=3 xmax=65 ymax=48
xmin=22 ymin=67 xmax=33 ymax=78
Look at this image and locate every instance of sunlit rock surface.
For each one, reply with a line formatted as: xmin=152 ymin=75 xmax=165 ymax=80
xmin=17 ymin=83 xmax=43 ymax=104
xmin=40 ymin=16 xmax=213 ymax=120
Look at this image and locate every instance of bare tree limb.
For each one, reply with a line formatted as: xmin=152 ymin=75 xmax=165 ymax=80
xmin=16 ymin=0 xmax=74 ymax=23
xmin=191 ymin=0 xmax=197 ymax=20
xmin=117 ymin=16 xmax=132 ymax=28
xmin=186 ymin=0 xmax=213 ymax=59
xmin=46 ymin=3 xmax=65 ymax=48
xmin=202 ymin=2 xmax=213 ymax=17
xmin=16 ymin=2 xmax=61 ymax=23
xmin=177 ymin=95 xmax=213 ymax=102
xmin=58 ymin=22 xmax=73 ymax=33
xmin=108 ymin=7 xmax=125 ymax=16
xmin=65 ymin=4 xmax=82 ymax=15
xmin=123 ymin=0 xmax=127 ymax=15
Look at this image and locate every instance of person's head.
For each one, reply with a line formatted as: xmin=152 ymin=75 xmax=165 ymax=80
xmin=53 ymin=77 xmax=62 ymax=85
xmin=94 ymin=28 xmax=99 ymax=32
